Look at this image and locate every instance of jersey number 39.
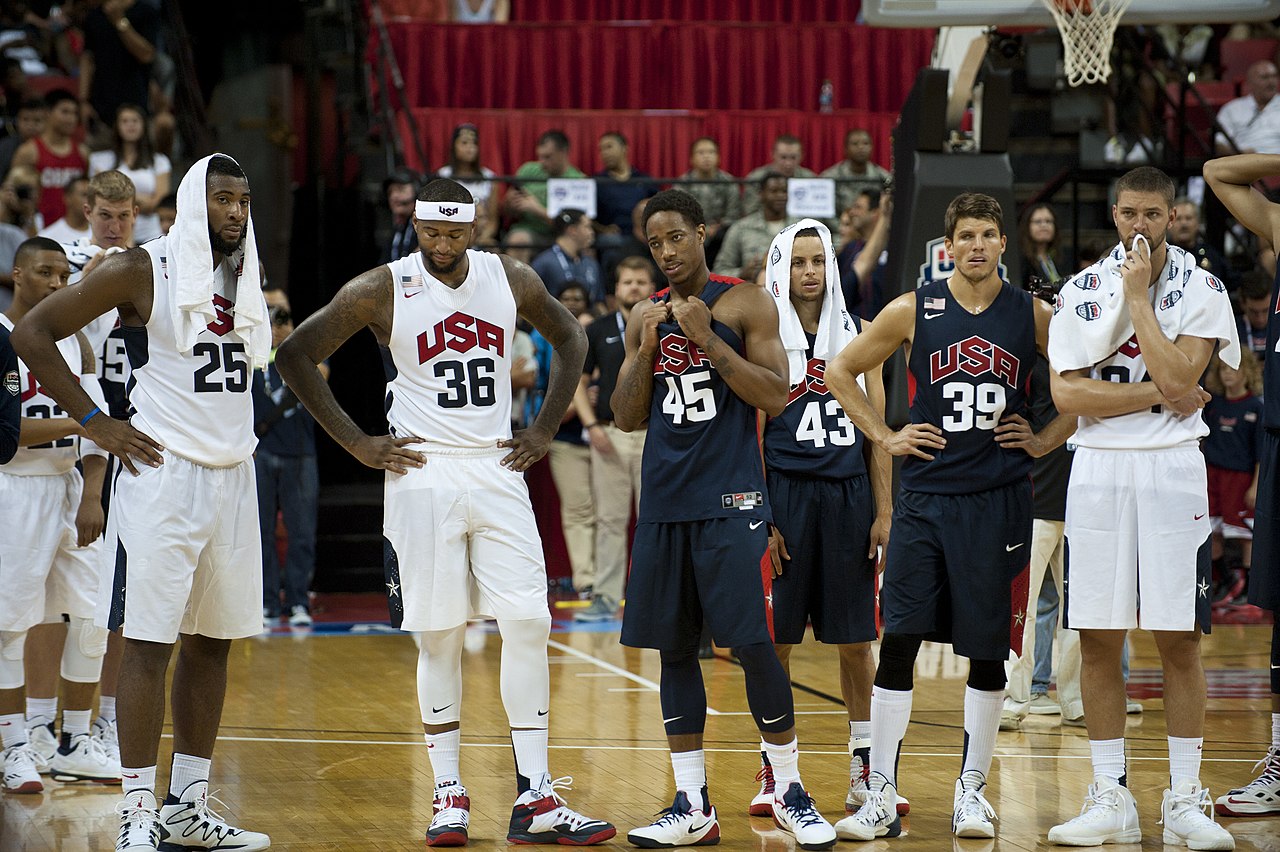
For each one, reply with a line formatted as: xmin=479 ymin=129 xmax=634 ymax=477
xmin=941 ymin=381 xmax=1007 ymax=431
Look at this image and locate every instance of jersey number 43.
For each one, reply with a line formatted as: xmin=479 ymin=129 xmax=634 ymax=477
xmin=795 ymin=399 xmax=856 ymax=447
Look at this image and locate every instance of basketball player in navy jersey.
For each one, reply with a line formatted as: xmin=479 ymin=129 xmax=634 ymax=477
xmin=827 ymin=192 xmax=1059 ymax=841
xmin=613 ymin=190 xmax=836 ymax=850
xmin=1203 ymin=155 xmax=1280 ymax=820
xmin=277 ymin=178 xmax=614 ymax=847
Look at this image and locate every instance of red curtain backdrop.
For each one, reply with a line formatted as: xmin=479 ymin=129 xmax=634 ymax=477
xmin=510 ymin=0 xmax=866 ymax=23
xmin=399 ymin=108 xmax=899 ymax=180
xmin=384 ymin=23 xmax=934 ymax=113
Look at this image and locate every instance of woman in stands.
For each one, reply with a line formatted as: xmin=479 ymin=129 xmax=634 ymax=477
xmin=435 ymin=123 xmax=500 ymax=246
xmin=88 ymin=104 xmax=171 ymax=244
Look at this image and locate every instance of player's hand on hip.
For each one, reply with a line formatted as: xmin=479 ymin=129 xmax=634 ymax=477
xmin=994 ymin=413 xmax=1043 ymax=457
xmin=75 ymin=500 xmax=105 ymax=547
xmin=767 ymin=525 xmax=791 ymax=578
xmin=498 ymin=427 xmax=552 ymax=472
xmin=88 ymin=417 xmax=164 ymax=475
xmin=1162 ymin=385 xmax=1210 ymax=417
xmin=670 ymin=295 xmax=713 ymax=348
xmin=352 ymin=434 xmax=425 ymax=474
xmin=869 ymin=513 xmax=890 ymax=573
xmin=881 ymin=423 xmax=945 ymax=460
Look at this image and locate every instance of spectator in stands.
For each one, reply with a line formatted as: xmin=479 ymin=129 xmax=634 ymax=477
xmin=714 ymin=173 xmax=798 ymax=282
xmin=678 ymin=136 xmax=741 ymax=242
xmin=532 ymin=207 xmax=604 ymax=304
xmin=1019 ymin=203 xmax=1064 ymax=289
xmin=822 ymin=129 xmax=892 ymax=225
xmin=451 ymin=0 xmax=510 ymax=21
xmin=0 ymin=57 xmax=28 ymax=125
xmin=0 ymin=97 xmax=42 ymax=180
xmin=12 ymin=88 xmax=85 ymax=226
xmin=87 ymin=103 xmax=170 ymax=243
xmin=501 ymin=228 xmax=537 ymax=264
xmin=573 ymin=256 xmax=655 ymax=623
xmin=742 ymin=134 xmax=815 ymax=216
xmin=435 ymin=123 xmax=499 ymax=246
xmin=1216 ymin=60 xmax=1280 ymax=155
xmin=508 ymin=129 xmax=585 ymax=239
xmin=0 ymin=165 xmax=37 ymax=296
xmin=837 ymin=188 xmax=892 ymax=318
xmin=78 ymin=0 xmax=159 ymax=147
xmin=156 ymin=191 xmax=176 ymax=236
xmin=37 ymin=173 xmax=88 ymax=243
xmin=253 ymin=303 xmax=326 ymax=629
xmin=594 ymin=131 xmax=655 ymax=276
xmin=1238 ymin=270 xmax=1272 ymax=363
xmin=1168 ymin=197 xmax=1239 ymax=292
xmin=381 ymin=168 xmax=419 ymax=263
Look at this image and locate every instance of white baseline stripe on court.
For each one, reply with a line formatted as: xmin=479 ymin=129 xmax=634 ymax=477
xmin=547 ymin=638 xmax=725 ymax=715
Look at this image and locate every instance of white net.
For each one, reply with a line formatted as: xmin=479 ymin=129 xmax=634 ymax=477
xmin=1042 ymin=0 xmax=1135 ymax=86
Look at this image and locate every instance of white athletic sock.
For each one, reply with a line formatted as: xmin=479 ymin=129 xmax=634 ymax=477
xmin=870 ymin=687 xmax=913 ymax=786
xmin=61 ymin=709 xmax=91 ymax=738
xmin=850 ymin=719 xmax=871 ymax=743
xmin=1168 ymin=736 xmax=1204 ymax=788
xmin=764 ymin=737 xmax=801 ymax=795
xmin=169 ymin=753 xmax=211 ymax=798
xmin=1090 ymin=738 xmax=1126 ymax=784
xmin=122 ymin=765 xmax=156 ymax=796
xmin=25 ymin=697 xmax=56 ymax=726
xmin=0 ymin=713 xmax=27 ymax=748
xmin=511 ymin=728 xmax=549 ymax=793
xmin=1272 ymin=712 xmax=1280 ymax=750
xmin=98 ymin=696 xmax=117 ymax=725
xmin=424 ymin=729 xmax=461 ymax=789
xmin=671 ymin=749 xmax=707 ymax=812
xmin=961 ymin=687 xmax=1003 ymax=779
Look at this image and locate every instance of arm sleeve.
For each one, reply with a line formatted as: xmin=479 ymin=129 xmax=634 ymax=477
xmin=0 ymin=327 xmax=19 ymax=464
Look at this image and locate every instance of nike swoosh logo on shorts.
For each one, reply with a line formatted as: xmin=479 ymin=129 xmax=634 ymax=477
xmin=762 ymin=714 xmax=787 ymax=724
xmin=924 ymin=312 xmax=943 ymax=319
xmin=1194 ymin=513 xmax=1206 ymax=520
xmin=750 ymin=521 xmax=764 ymax=530
xmin=689 ymin=820 xmax=713 ymax=834
xmin=1006 ymin=543 xmax=1024 ymax=551
xmin=537 ymin=709 xmax=548 ymax=716
xmin=663 ymin=715 xmax=683 ymax=724
xmin=432 ymin=704 xmax=453 ymax=714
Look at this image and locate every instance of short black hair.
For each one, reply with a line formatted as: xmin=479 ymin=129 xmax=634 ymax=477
xmin=553 ymin=207 xmax=587 ymax=237
xmin=794 ymin=227 xmax=822 ymax=241
xmin=643 ymin=189 xmax=705 ymax=230
xmin=537 ymin=129 xmax=570 ymax=151
xmin=1241 ymin=269 xmax=1272 ymax=302
xmin=760 ymin=171 xmax=789 ymax=191
xmin=44 ymin=88 xmax=76 ymax=110
xmin=558 ymin=281 xmax=589 ymax=302
xmin=61 ymin=174 xmax=88 ymax=195
xmin=207 ymin=154 xmax=246 ymax=182
xmin=418 ymin=177 xmax=474 ymax=205
xmin=857 ymin=187 xmax=881 ymax=210
xmin=17 ymin=98 xmax=44 ymax=114
xmin=382 ymin=168 xmax=420 ymax=196
xmin=15 ymin=236 xmax=66 ymax=268
xmin=601 ymin=131 xmax=627 ymax=147
xmin=157 ymin=192 xmax=177 ymax=210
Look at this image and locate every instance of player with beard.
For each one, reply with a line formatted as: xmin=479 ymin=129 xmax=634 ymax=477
xmin=276 ymin=178 xmax=615 ymax=847
xmin=12 ymin=154 xmax=271 ymax=852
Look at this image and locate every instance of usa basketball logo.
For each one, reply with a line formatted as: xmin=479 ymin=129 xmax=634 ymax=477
xmin=655 ymin=333 xmax=710 ymax=375
xmin=1074 ymin=273 xmax=1101 ymax=291
xmin=1159 ymin=290 xmax=1182 ymax=311
xmin=3 ymin=369 xmax=17 ymax=396
xmin=1053 ymin=293 xmax=1064 ymax=315
xmin=440 ymin=207 xmax=458 ymax=217
xmin=1205 ymin=275 xmax=1225 ymax=292
xmin=770 ymin=246 xmax=782 ymax=266
xmin=1076 ymin=302 xmax=1101 ymax=321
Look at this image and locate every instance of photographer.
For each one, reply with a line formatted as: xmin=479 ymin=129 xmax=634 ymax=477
xmin=0 ymin=166 xmax=39 ymax=302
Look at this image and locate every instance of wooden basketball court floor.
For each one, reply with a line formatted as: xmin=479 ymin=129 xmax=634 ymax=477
xmin=3 ymin=617 xmax=1278 ymax=851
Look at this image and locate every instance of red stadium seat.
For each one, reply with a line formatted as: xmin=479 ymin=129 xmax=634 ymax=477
xmin=1220 ymin=38 xmax=1278 ymax=86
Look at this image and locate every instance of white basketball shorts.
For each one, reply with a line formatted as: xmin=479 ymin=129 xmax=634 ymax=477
xmin=0 ymin=469 xmax=99 ymax=632
xmin=383 ymin=447 xmax=549 ymax=631
xmin=100 ymin=452 xmax=262 ymax=643
xmin=1064 ymin=445 xmax=1212 ymax=632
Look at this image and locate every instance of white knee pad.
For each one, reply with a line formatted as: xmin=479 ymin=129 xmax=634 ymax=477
xmin=417 ymin=625 xmax=466 ymax=726
xmin=497 ymin=617 xmax=551 ymax=729
xmin=60 ymin=617 xmax=107 ymax=683
xmin=0 ymin=630 xmax=27 ymax=689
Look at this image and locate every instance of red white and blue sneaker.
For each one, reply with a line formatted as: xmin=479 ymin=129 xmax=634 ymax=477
xmin=507 ymin=776 xmax=616 ymax=845
xmin=426 ymin=784 xmax=470 ymax=847
xmin=834 ymin=773 xmax=902 ymax=841
xmin=628 ymin=791 xmax=720 ymax=848
xmin=2 ymin=744 xmax=43 ymax=794
xmin=749 ymin=753 xmax=775 ymax=817
xmin=772 ymin=783 xmax=836 ymax=851
xmin=157 ymin=781 xmax=270 ymax=850
xmin=1215 ymin=746 xmax=1280 ymax=817
xmin=846 ymin=741 xmax=870 ymax=813
xmin=116 ymin=789 xmax=161 ymax=852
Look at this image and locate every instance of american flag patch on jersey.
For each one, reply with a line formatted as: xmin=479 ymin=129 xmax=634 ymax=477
xmin=401 ymin=274 xmax=423 ymax=291
xmin=923 ymin=296 xmax=945 ymax=310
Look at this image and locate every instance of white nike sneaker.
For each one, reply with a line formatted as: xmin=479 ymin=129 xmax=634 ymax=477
xmin=772 ymin=782 xmax=835 ymax=851
xmin=952 ymin=771 xmax=997 ymax=838
xmin=834 ymin=773 xmax=901 ymax=841
xmin=26 ymin=721 xmax=56 ymax=774
xmin=94 ymin=717 xmax=121 ymax=765
xmin=506 ymin=776 xmax=615 ymax=845
xmin=2 ymin=744 xmax=44 ymax=794
xmin=156 ymin=781 xmax=271 ymax=850
xmin=1161 ymin=781 xmax=1235 ymax=850
xmin=1047 ymin=776 xmax=1141 ymax=846
xmin=627 ymin=791 xmax=720 ymax=847
xmin=425 ymin=783 xmax=469 ymax=846
xmin=116 ymin=789 xmax=161 ymax=851
xmin=51 ymin=732 xmax=121 ymax=783
xmin=749 ymin=752 xmax=775 ymax=816
xmin=1215 ymin=746 xmax=1280 ymax=817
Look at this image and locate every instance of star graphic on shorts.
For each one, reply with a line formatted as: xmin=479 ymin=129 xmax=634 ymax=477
xmin=1198 ymin=578 xmax=1209 ymax=598
xmin=765 ymin=593 xmax=773 ymax=610
xmin=386 ymin=580 xmax=401 ymax=598
xmin=1013 ymin=610 xmax=1026 ymax=627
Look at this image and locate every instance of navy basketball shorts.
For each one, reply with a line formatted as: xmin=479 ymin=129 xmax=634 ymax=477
xmin=621 ymin=517 xmax=772 ymax=651
xmin=881 ymin=479 xmax=1032 ymax=660
xmin=767 ymin=470 xmax=878 ymax=645
xmin=1250 ymin=428 xmax=1280 ymax=611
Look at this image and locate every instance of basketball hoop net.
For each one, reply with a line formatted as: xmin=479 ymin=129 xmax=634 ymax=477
xmin=1042 ymin=0 xmax=1134 ymax=86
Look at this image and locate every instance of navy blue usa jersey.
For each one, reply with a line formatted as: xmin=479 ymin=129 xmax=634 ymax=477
xmin=1266 ymin=266 xmax=1280 ymax=429
xmin=902 ymin=279 xmax=1036 ymax=494
xmin=764 ymin=325 xmax=867 ymax=481
xmin=1204 ymin=392 xmax=1264 ymax=473
xmin=638 ymin=276 xmax=771 ymax=523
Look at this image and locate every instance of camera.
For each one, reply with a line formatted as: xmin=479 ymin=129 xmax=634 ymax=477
xmin=14 ymin=185 xmax=32 ymax=201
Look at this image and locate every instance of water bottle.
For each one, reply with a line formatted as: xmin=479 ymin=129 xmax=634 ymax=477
xmin=819 ymin=79 xmax=834 ymax=113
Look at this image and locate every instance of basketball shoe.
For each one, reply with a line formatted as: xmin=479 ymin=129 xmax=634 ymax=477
xmin=1215 ymin=746 xmax=1280 ymax=816
xmin=26 ymin=720 xmax=56 ymax=774
xmin=426 ymin=784 xmax=470 ymax=846
xmin=627 ymin=791 xmax=719 ymax=848
xmin=1161 ymin=781 xmax=1235 ymax=850
xmin=846 ymin=740 xmax=870 ymax=812
xmin=94 ymin=717 xmax=121 ymax=765
xmin=952 ymin=770 xmax=997 ymax=838
xmin=156 ymin=780 xmax=270 ymax=850
xmin=507 ymin=776 xmax=615 ymax=845
xmin=50 ymin=732 xmax=120 ymax=783
xmin=116 ymin=789 xmax=161 ymax=852
xmin=1047 ymin=776 xmax=1141 ymax=846
xmin=2 ymin=743 xmax=43 ymax=793
xmin=749 ymin=752 xmax=775 ymax=816
xmin=834 ymin=773 xmax=901 ymax=841
xmin=772 ymin=782 xmax=836 ymax=850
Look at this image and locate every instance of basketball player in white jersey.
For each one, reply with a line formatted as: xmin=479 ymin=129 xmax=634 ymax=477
xmin=277 ymin=177 xmax=615 ymax=847
xmin=0 ymin=238 xmax=117 ymax=794
xmin=12 ymin=154 xmax=270 ymax=852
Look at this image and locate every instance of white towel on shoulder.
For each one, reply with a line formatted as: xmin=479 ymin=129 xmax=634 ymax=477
xmin=1049 ymin=240 xmax=1240 ymax=372
xmin=169 ymin=153 xmax=269 ymax=369
xmin=764 ymin=218 xmax=860 ymax=388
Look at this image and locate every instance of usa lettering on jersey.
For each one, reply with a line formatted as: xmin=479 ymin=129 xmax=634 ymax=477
xmin=928 ymin=335 xmax=1021 ymax=387
xmin=654 ymin=332 xmax=716 ymax=425
xmin=416 ymin=311 xmax=504 ymax=364
xmin=654 ymin=333 xmax=710 ymax=374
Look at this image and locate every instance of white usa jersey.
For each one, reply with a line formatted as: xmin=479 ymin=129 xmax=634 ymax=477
xmin=127 ymin=238 xmax=257 ymax=466
xmin=0 ymin=314 xmax=82 ymax=476
xmin=385 ymin=249 xmax=514 ymax=448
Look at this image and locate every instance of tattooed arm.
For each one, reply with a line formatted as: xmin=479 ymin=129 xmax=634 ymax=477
xmin=277 ymin=266 xmax=425 ymax=474
xmin=610 ymin=297 xmax=663 ymax=432
xmin=503 ymin=254 xmax=587 ymax=470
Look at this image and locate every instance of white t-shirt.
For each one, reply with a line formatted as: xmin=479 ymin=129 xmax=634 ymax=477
xmin=88 ymin=150 xmax=172 ymax=244
xmin=435 ymin=165 xmax=497 ymax=204
xmin=1215 ymin=94 xmax=1280 ymax=154
xmin=38 ymin=217 xmax=91 ymax=244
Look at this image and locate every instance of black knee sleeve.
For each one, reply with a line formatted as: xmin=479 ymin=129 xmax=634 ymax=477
xmin=659 ymin=646 xmax=707 ymax=736
xmin=1273 ymin=622 xmax=1280 ymax=695
xmin=966 ymin=658 xmax=1007 ymax=691
xmin=734 ymin=642 xmax=794 ymax=734
xmin=874 ymin=633 xmax=924 ymax=691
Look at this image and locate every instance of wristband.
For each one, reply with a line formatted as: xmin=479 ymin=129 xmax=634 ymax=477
xmin=79 ymin=406 xmax=102 ymax=427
